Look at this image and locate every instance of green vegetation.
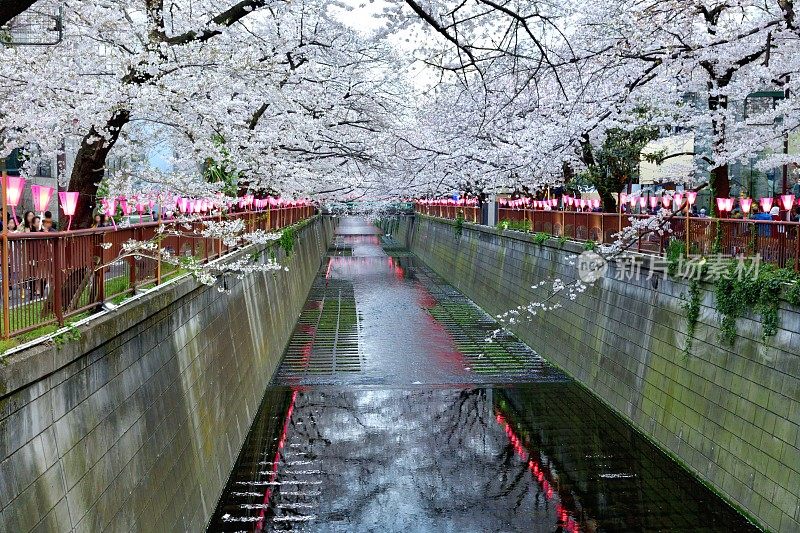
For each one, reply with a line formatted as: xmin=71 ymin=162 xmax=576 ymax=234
xmin=427 ymin=301 xmax=532 ymax=373
xmin=713 ymin=262 xmax=800 ymax=344
xmin=496 ymin=219 xmax=531 ymax=232
xmin=53 ymin=325 xmax=82 ymax=348
xmin=0 ymin=312 xmax=90 ymax=354
xmin=584 ymin=240 xmax=598 ymax=251
xmin=278 ymin=227 xmax=295 ymax=256
xmin=105 ymin=275 xmax=131 ymax=299
xmin=454 ymin=213 xmax=465 ymax=238
xmin=682 ymin=278 xmax=702 ymax=354
xmin=203 ymin=135 xmax=240 ymax=196
xmin=532 ymin=232 xmax=549 ymax=245
xmin=665 ymin=238 xmax=684 ymax=277
xmin=576 ymin=124 xmax=659 ymax=211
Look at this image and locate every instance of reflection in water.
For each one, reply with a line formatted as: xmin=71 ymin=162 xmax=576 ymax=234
xmin=208 ymin=218 xmax=755 ymax=532
xmin=210 ymin=385 xmax=756 ymax=532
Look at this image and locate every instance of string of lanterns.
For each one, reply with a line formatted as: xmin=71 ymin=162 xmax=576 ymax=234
xmin=2 ymin=176 xmax=311 ymax=232
xmin=415 ymin=190 xmax=800 ymax=219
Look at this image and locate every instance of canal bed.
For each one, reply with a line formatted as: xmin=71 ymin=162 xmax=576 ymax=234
xmin=208 ymin=217 xmax=756 ymax=532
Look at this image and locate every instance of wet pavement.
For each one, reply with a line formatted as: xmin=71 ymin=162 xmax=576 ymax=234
xmin=208 ymin=217 xmax=757 ymax=532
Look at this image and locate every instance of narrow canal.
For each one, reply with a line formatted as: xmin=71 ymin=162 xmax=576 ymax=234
xmin=208 ymin=218 xmax=756 ymax=532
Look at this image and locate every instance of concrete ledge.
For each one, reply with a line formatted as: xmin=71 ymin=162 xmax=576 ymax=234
xmin=0 ymin=216 xmax=335 ymax=532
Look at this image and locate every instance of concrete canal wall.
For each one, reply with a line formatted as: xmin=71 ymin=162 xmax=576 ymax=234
xmin=0 ymin=216 xmax=334 ymax=532
xmin=393 ymin=214 xmax=800 ymax=532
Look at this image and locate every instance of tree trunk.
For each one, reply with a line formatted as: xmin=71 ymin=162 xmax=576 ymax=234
xmin=599 ymin=188 xmax=617 ymax=213
xmin=708 ymin=94 xmax=729 ymax=201
xmin=711 ymin=164 xmax=730 ymax=201
xmin=67 ymin=109 xmax=130 ymax=228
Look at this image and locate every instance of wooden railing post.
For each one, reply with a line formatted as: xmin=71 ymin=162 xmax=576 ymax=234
xmin=1 ymin=171 xmax=10 ymax=339
xmin=53 ymin=235 xmax=64 ymax=326
xmin=795 ymin=226 xmax=799 ymax=272
xmin=129 ymin=227 xmax=138 ymax=291
xmin=96 ymin=234 xmax=106 ymax=305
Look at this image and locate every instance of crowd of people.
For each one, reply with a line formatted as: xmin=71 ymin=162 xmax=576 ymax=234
xmin=1 ymin=210 xmax=143 ymax=233
xmin=2 ymin=210 xmax=59 ymax=232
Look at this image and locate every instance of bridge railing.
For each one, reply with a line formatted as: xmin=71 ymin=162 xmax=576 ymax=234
xmin=415 ymin=203 xmax=800 ymax=271
xmin=0 ymin=206 xmax=314 ymax=339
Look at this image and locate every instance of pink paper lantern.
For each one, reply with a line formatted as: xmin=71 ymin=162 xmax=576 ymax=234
xmin=59 ymin=191 xmax=79 ymax=230
xmin=686 ymin=191 xmax=698 ymax=205
xmin=101 ymin=198 xmax=118 ymax=229
xmin=649 ymin=196 xmax=658 ymax=209
xmin=759 ymin=197 xmax=773 ymax=213
xmin=716 ymin=197 xmax=733 ymax=215
xmin=780 ymin=194 xmax=795 ymax=211
xmin=740 ymin=197 xmax=753 ymax=214
xmin=661 ymin=195 xmax=671 ymax=208
xmin=551 ymin=198 xmax=558 ymax=207
xmin=30 ymin=184 xmax=54 ymax=213
xmin=5 ymin=176 xmax=25 ymax=220
xmin=593 ymin=199 xmax=601 ymax=209
xmin=619 ymin=193 xmax=627 ymax=205
xmin=638 ymin=196 xmax=646 ymax=208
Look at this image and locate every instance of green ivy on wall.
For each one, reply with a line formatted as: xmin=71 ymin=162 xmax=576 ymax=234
xmin=279 ymin=227 xmax=295 ymax=257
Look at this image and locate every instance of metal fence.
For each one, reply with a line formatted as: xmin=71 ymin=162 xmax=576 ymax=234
xmin=415 ymin=204 xmax=481 ymax=223
xmin=415 ymin=203 xmax=800 ymax=271
xmin=0 ymin=206 xmax=314 ymax=339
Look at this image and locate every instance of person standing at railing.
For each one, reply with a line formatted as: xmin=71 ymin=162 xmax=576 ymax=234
xmin=17 ymin=211 xmax=35 ymax=232
xmin=44 ymin=211 xmax=58 ymax=230
xmin=91 ymin=213 xmax=111 ymax=228
xmin=1 ymin=214 xmax=18 ymax=232
xmin=13 ymin=211 xmax=41 ymax=300
xmin=751 ymin=204 xmax=773 ymax=237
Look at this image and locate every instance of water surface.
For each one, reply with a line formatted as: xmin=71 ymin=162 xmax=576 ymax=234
xmin=208 ymin=217 xmax=756 ymax=532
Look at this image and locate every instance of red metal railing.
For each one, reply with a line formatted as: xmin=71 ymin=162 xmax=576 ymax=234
xmin=416 ymin=203 xmax=800 ymax=271
xmin=414 ymin=204 xmax=481 ymax=223
xmin=0 ymin=206 xmax=315 ymax=339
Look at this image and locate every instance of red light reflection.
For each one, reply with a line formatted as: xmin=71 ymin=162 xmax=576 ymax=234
xmin=256 ymin=389 xmax=298 ymax=531
xmin=495 ymin=411 xmax=581 ymax=533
